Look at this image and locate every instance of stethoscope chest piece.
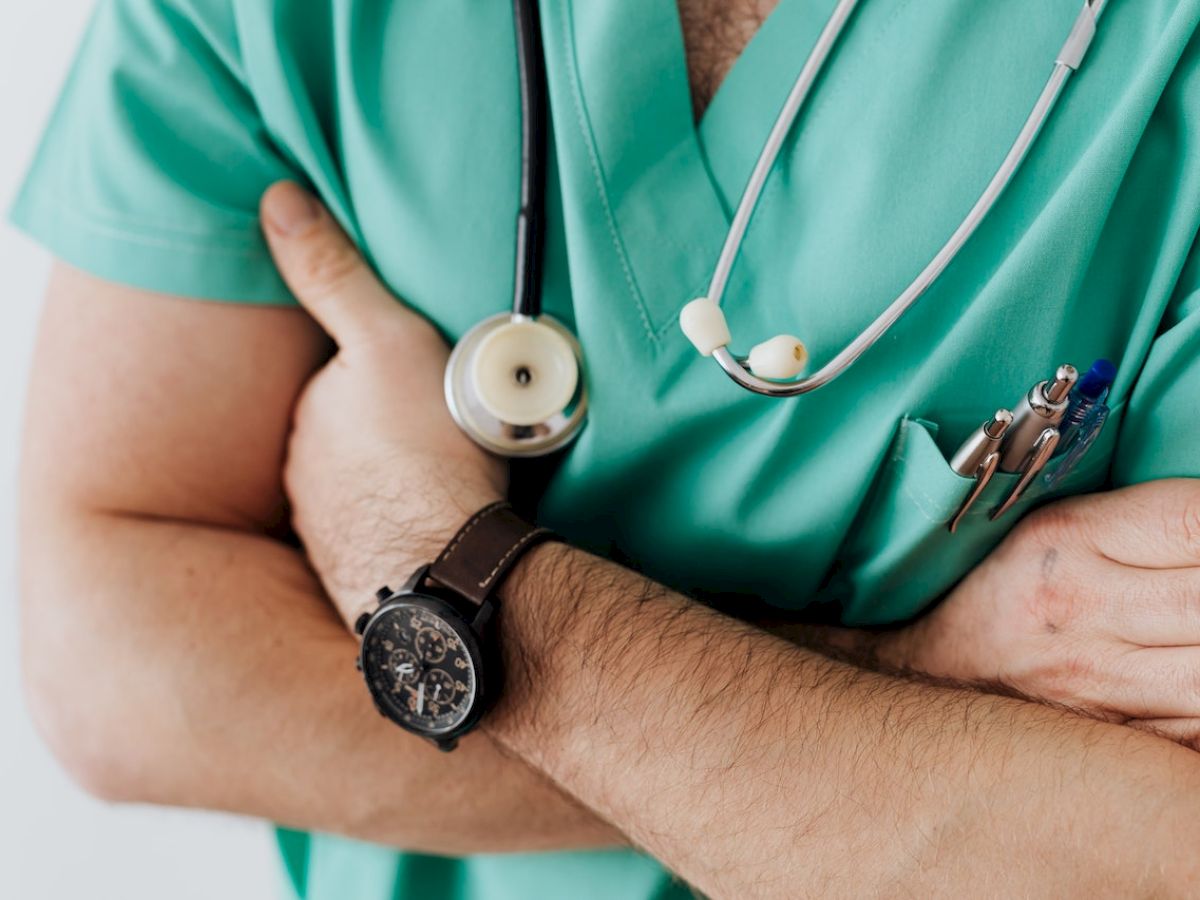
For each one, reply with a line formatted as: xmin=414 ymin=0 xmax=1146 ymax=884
xmin=445 ymin=313 xmax=587 ymax=457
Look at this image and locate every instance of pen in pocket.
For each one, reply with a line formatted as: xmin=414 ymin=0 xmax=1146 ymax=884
xmin=947 ymin=409 xmax=1013 ymax=533
xmin=945 ymin=359 xmax=1116 ymax=533
xmin=997 ymin=364 xmax=1078 ymax=474
xmin=1044 ymin=358 xmax=1115 ymax=489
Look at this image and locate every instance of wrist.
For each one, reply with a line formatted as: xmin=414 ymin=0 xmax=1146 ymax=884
xmin=869 ymin=626 xmax=921 ymax=672
xmin=497 ymin=540 xmax=578 ymax=642
xmin=329 ymin=484 xmax=507 ymax=624
xmin=351 ymin=499 xmax=548 ymax=751
xmin=485 ymin=541 xmax=595 ymax=757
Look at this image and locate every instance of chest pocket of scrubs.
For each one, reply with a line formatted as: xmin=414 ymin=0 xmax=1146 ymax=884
xmin=830 ymin=404 xmax=1126 ymax=626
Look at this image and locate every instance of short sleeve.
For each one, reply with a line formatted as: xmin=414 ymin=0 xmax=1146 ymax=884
xmin=8 ymin=0 xmax=298 ymax=304
xmin=1112 ymin=243 xmax=1200 ymax=485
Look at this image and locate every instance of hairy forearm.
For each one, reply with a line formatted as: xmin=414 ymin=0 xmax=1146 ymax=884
xmin=487 ymin=543 xmax=1200 ymax=898
xmin=21 ymin=508 xmax=621 ymax=854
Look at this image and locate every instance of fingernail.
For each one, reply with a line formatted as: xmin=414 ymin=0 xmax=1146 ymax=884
xmin=264 ymin=183 xmax=319 ymax=236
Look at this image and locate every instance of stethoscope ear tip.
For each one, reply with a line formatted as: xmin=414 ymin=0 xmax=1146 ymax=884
xmin=680 ymin=297 xmax=809 ymax=381
xmin=747 ymin=335 xmax=809 ymax=380
xmin=680 ymin=297 xmax=731 ymax=356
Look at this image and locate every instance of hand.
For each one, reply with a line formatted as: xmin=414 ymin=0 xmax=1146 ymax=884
xmin=261 ymin=182 xmax=506 ymax=626
xmin=879 ymin=479 xmax=1200 ymax=746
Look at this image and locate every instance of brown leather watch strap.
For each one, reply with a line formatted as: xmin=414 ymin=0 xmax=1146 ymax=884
xmin=426 ymin=502 xmax=554 ymax=606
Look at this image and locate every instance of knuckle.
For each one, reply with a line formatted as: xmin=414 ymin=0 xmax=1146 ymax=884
xmin=1178 ymin=665 xmax=1200 ymax=708
xmin=1024 ymin=647 xmax=1095 ymax=705
xmin=1164 ymin=573 xmax=1200 ymax=627
xmin=1018 ymin=499 xmax=1078 ymax=546
xmin=1178 ymin=495 xmax=1200 ymax=559
xmin=1018 ymin=576 xmax=1084 ymax=637
xmin=299 ymin=238 xmax=363 ymax=294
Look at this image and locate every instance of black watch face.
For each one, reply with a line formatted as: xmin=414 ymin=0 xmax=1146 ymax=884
xmin=362 ymin=601 xmax=478 ymax=735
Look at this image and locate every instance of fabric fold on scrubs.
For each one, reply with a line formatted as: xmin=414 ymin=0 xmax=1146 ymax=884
xmin=9 ymin=0 xmax=299 ymax=303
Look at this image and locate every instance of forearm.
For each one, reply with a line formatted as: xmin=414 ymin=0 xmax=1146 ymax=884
xmin=488 ymin=543 xmax=1200 ymax=898
xmin=21 ymin=508 xmax=621 ymax=854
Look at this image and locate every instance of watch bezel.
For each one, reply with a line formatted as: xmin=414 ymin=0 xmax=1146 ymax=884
xmin=358 ymin=589 xmax=494 ymax=745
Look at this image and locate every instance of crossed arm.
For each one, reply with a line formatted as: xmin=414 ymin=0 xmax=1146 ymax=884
xmin=491 ymin=541 xmax=1200 ymax=896
xmin=21 ymin=225 xmax=1200 ymax=897
xmin=19 ymin=264 xmax=618 ymax=854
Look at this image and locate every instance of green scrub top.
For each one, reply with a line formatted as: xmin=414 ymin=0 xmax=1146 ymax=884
xmin=12 ymin=0 xmax=1200 ymax=897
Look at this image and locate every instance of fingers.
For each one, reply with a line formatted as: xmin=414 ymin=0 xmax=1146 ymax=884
xmin=1058 ymin=479 xmax=1200 ymax=569
xmin=1096 ymin=560 xmax=1200 ymax=646
xmin=260 ymin=181 xmax=412 ymax=347
xmin=1101 ymin=646 xmax=1200 ymax=719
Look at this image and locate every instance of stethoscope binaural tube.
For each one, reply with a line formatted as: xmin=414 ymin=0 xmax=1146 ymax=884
xmin=680 ymin=0 xmax=1110 ymax=396
xmin=511 ymin=0 xmax=547 ymax=320
xmin=444 ymin=0 xmax=587 ymax=457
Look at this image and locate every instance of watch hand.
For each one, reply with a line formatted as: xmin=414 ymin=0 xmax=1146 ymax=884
xmin=416 ymin=682 xmax=425 ymax=715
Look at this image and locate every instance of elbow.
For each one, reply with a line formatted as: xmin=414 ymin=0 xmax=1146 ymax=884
xmin=20 ymin=627 xmax=143 ymax=805
xmin=19 ymin=559 xmax=149 ymax=805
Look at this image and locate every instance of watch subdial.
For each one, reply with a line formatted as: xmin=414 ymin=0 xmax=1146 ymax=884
xmin=423 ymin=669 xmax=458 ymax=708
xmin=415 ymin=627 xmax=448 ymax=664
xmin=388 ymin=648 xmax=420 ymax=686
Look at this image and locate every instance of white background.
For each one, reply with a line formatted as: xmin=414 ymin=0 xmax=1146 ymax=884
xmin=0 ymin=5 xmax=281 ymax=898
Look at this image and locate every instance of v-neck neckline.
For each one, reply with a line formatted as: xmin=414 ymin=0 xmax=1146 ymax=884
xmin=676 ymin=0 xmax=791 ymax=131
xmin=694 ymin=0 xmax=849 ymax=214
xmin=553 ymin=0 xmax=845 ymax=339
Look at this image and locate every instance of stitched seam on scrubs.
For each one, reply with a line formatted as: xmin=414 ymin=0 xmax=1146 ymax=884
xmin=75 ymin=206 xmax=262 ymax=242
xmin=656 ymin=274 xmax=713 ymax=340
xmin=561 ymin=0 xmax=658 ymax=344
xmin=61 ymin=197 xmax=263 ymax=245
xmin=20 ymin=193 xmax=266 ymax=255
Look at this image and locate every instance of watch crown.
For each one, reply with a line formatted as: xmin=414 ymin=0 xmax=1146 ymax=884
xmin=354 ymin=612 xmax=372 ymax=636
xmin=375 ymin=586 xmax=393 ymax=604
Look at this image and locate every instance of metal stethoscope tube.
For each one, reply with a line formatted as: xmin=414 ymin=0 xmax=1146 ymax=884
xmin=447 ymin=0 xmax=1111 ymax=458
xmin=705 ymin=0 xmax=1108 ymax=397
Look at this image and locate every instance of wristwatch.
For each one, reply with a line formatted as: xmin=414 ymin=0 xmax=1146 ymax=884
xmin=354 ymin=501 xmax=554 ymax=751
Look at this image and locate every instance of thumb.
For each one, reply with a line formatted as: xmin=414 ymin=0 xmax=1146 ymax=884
xmin=261 ymin=181 xmax=403 ymax=346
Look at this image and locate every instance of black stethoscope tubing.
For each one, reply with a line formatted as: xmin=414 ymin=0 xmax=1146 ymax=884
xmin=511 ymin=0 xmax=547 ymax=319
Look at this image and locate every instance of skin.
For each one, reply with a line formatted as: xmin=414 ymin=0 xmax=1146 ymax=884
xmin=19 ymin=180 xmax=1200 ymax=891
xmin=279 ymin=184 xmax=1200 ymax=896
xmin=871 ymin=485 xmax=1200 ymax=745
xmin=677 ymin=0 xmax=782 ymax=118
xmin=17 ymin=9 xmax=1200 ymax=893
xmin=19 ymin=260 xmax=620 ymax=854
xmin=490 ymin=546 xmax=1200 ymax=897
xmin=12 ymin=3 xmax=805 ymax=857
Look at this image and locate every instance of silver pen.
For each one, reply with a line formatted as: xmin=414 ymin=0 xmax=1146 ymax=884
xmin=991 ymin=427 xmax=1060 ymax=520
xmin=989 ymin=364 xmax=1078 ymax=519
xmin=997 ymin=364 xmax=1077 ymax=473
xmin=951 ymin=408 xmax=1015 ymax=476
xmin=948 ymin=409 xmax=1013 ymax=533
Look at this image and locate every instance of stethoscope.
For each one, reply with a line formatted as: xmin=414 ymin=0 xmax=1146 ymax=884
xmin=444 ymin=0 xmax=585 ymax=456
xmin=445 ymin=0 xmax=1109 ymax=457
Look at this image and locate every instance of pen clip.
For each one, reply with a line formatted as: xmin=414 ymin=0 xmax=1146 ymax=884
xmin=948 ymin=451 xmax=1001 ymax=534
xmin=990 ymin=427 xmax=1061 ymax=521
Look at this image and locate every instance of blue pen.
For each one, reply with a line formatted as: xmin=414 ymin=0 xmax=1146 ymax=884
xmin=1045 ymin=358 xmax=1115 ymax=488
